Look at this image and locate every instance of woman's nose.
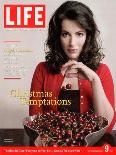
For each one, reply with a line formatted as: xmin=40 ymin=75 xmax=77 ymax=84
xmin=69 ymin=36 xmax=76 ymax=46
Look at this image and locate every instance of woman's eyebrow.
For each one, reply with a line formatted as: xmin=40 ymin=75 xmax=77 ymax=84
xmin=75 ymin=30 xmax=86 ymax=33
xmin=61 ymin=30 xmax=69 ymax=32
xmin=61 ymin=29 xmax=85 ymax=33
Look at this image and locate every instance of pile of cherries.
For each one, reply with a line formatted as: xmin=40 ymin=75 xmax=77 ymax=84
xmin=26 ymin=110 xmax=108 ymax=146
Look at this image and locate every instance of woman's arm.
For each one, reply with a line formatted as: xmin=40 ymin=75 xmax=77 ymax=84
xmin=91 ymin=72 xmax=114 ymax=125
xmin=29 ymin=62 xmax=44 ymax=116
xmin=62 ymin=61 xmax=115 ymax=127
xmin=93 ymin=64 xmax=115 ymax=132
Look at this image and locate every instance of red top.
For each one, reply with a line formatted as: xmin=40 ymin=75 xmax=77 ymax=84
xmin=29 ymin=62 xmax=116 ymax=132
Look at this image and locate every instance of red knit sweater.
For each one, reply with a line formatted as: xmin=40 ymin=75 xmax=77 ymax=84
xmin=29 ymin=62 xmax=116 ymax=132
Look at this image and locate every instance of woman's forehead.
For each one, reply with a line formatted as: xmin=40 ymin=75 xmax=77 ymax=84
xmin=61 ymin=19 xmax=86 ymax=32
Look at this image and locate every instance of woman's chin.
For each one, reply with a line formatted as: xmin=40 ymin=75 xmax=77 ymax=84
xmin=67 ymin=54 xmax=78 ymax=61
xmin=68 ymin=57 xmax=78 ymax=61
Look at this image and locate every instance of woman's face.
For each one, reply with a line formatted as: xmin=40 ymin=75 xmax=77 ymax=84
xmin=60 ymin=19 xmax=86 ymax=61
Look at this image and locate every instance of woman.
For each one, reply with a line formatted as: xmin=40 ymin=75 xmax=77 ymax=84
xmin=29 ymin=1 xmax=115 ymax=132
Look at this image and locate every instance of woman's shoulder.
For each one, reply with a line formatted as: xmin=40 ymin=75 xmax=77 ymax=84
xmin=36 ymin=61 xmax=47 ymax=67
xmin=98 ymin=63 xmax=109 ymax=69
xmin=35 ymin=61 xmax=48 ymax=72
xmin=96 ymin=63 xmax=111 ymax=74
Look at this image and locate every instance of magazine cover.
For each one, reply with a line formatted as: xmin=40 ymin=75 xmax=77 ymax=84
xmin=0 ymin=0 xmax=116 ymax=154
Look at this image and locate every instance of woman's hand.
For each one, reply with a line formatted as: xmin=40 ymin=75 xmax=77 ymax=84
xmin=61 ymin=60 xmax=99 ymax=82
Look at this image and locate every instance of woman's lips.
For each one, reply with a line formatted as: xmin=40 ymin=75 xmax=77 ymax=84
xmin=67 ymin=49 xmax=77 ymax=53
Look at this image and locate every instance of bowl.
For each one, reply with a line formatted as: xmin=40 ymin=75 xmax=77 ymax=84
xmin=23 ymin=112 xmax=108 ymax=146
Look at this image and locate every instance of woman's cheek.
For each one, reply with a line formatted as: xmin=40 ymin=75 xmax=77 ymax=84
xmin=61 ymin=39 xmax=68 ymax=49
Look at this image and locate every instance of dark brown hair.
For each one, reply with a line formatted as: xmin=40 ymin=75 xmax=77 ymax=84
xmin=45 ymin=1 xmax=104 ymax=73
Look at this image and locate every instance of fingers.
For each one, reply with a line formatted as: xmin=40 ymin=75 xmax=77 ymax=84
xmin=62 ymin=61 xmax=95 ymax=81
xmin=62 ymin=61 xmax=83 ymax=74
xmin=61 ymin=61 xmax=86 ymax=77
xmin=62 ymin=60 xmax=77 ymax=68
xmin=70 ymin=63 xmax=85 ymax=71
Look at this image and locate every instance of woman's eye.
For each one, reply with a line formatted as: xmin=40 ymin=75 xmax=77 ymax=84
xmin=76 ymin=33 xmax=84 ymax=37
xmin=61 ymin=32 xmax=69 ymax=37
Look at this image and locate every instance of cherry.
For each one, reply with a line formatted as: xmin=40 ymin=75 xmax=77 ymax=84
xmin=66 ymin=84 xmax=72 ymax=89
xmin=58 ymin=134 xmax=62 ymax=139
xmin=26 ymin=110 xmax=108 ymax=146
xmin=62 ymin=86 xmax=66 ymax=90
xmin=66 ymin=138 xmax=70 ymax=142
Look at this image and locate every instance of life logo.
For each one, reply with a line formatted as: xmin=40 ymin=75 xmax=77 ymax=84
xmin=4 ymin=4 xmax=46 ymax=28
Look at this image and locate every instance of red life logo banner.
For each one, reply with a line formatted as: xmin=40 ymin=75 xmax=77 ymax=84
xmin=4 ymin=4 xmax=46 ymax=28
